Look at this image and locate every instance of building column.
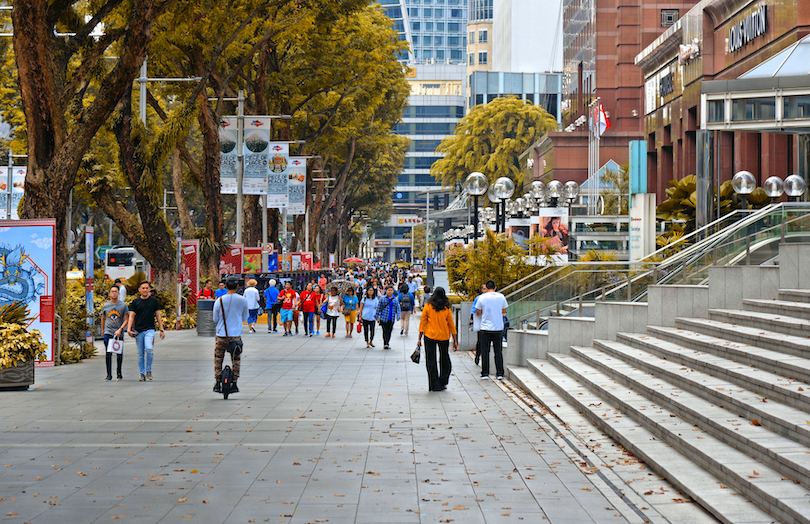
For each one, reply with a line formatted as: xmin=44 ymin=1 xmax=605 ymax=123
xmin=799 ymin=134 xmax=810 ymax=202
xmin=696 ymin=130 xmax=714 ymax=229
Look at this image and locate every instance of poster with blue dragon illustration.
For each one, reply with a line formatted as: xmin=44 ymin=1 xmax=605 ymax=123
xmin=0 ymin=220 xmax=56 ymax=365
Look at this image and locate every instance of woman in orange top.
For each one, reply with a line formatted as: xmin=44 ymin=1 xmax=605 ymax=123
xmin=417 ymin=287 xmax=458 ymax=391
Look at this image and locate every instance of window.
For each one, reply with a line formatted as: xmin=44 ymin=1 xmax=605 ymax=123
xmin=469 ymin=30 xmax=475 ymax=43
xmin=408 ymin=8 xmax=420 ymax=16
xmin=731 ymin=97 xmax=775 ymax=121
xmin=478 ymin=51 xmax=488 ymax=65
xmin=785 ymin=96 xmax=810 ymax=119
xmin=661 ymin=9 xmax=679 ymax=27
xmin=479 ymin=29 xmax=488 ymax=43
xmin=450 ymin=48 xmax=462 ymax=60
xmin=425 ymin=22 xmax=433 ymax=30
xmin=423 ymin=8 xmax=432 ymax=16
xmin=422 ymin=36 xmax=431 ymax=45
xmin=423 ymin=49 xmax=432 ymax=59
xmin=412 ymin=35 xmax=420 ymax=45
xmin=411 ymin=22 xmax=420 ymax=31
xmin=434 ymin=9 xmax=443 ymax=17
xmin=448 ymin=36 xmax=459 ymax=46
xmin=434 ymin=36 xmax=443 ymax=45
xmin=436 ymin=22 xmax=444 ymax=30
xmin=707 ymin=100 xmax=724 ymax=122
xmin=435 ymin=49 xmax=445 ymax=59
xmin=469 ymin=53 xmax=475 ymax=65
xmin=448 ymin=22 xmax=460 ymax=32
xmin=451 ymin=9 xmax=462 ymax=17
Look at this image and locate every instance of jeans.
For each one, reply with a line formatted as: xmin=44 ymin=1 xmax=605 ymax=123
xmin=380 ymin=321 xmax=395 ymax=346
xmin=303 ymin=312 xmax=315 ymax=334
xmin=326 ymin=315 xmax=338 ymax=335
xmin=362 ymin=319 xmax=376 ymax=343
xmin=424 ymin=336 xmax=451 ymax=390
xmin=103 ymin=334 xmax=123 ymax=378
xmin=135 ymin=329 xmax=155 ymax=375
xmin=479 ymin=330 xmax=504 ymax=377
xmin=269 ymin=303 xmax=281 ymax=330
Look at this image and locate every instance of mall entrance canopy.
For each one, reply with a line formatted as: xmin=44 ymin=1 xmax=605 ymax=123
xmin=695 ymin=34 xmax=810 ymax=227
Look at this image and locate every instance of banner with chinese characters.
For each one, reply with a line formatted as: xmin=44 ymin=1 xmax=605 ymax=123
xmin=287 ymin=157 xmax=306 ymax=215
xmin=219 ymin=244 xmax=244 ymax=276
xmin=179 ymin=240 xmax=200 ymax=305
xmin=219 ymin=117 xmax=238 ymax=194
xmin=243 ymin=118 xmax=272 ymax=194
xmin=266 ymin=143 xmax=289 ymax=208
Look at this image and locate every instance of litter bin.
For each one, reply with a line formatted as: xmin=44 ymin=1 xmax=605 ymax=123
xmin=197 ymin=299 xmax=216 ymax=337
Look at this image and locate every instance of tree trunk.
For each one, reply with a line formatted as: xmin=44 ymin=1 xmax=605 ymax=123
xmin=196 ymin=97 xmax=225 ymax=278
xmin=243 ymin=195 xmax=262 ymax=247
xmin=172 ymin=149 xmax=195 ymax=237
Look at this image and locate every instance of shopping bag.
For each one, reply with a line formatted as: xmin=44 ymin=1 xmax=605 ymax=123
xmin=357 ymin=322 xmax=362 ymax=333
xmin=410 ymin=344 xmax=420 ymax=364
xmin=106 ymin=336 xmax=124 ymax=354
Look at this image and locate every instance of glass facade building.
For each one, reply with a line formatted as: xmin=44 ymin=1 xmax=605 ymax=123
xmin=468 ymin=71 xmax=563 ymax=122
xmin=377 ymin=0 xmax=469 ymax=65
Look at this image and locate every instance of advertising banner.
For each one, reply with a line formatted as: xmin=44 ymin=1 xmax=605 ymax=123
xmin=300 ymin=252 xmax=313 ymax=270
xmin=266 ymin=143 xmax=289 ymax=208
xmin=267 ymin=252 xmax=279 ymax=271
xmin=10 ymin=166 xmax=25 ymax=220
xmin=85 ymin=227 xmax=94 ymax=345
xmin=219 ymin=244 xmax=244 ymax=276
xmin=505 ymin=218 xmax=531 ymax=247
xmin=0 ymin=165 xmax=9 ymax=220
xmin=287 ymin=157 xmax=306 ymax=215
xmin=629 ymin=193 xmax=656 ymax=262
xmin=537 ymin=207 xmax=569 ymax=262
xmin=328 ymin=253 xmax=335 ymax=269
xmin=243 ymin=118 xmax=272 ymax=194
xmin=243 ymin=247 xmax=262 ymax=273
xmin=219 ymin=117 xmax=238 ymax=194
xmin=179 ymin=240 xmax=200 ymax=305
xmin=0 ymin=220 xmax=57 ymax=365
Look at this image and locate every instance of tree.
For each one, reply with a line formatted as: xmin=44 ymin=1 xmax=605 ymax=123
xmin=430 ymin=97 xmax=559 ymax=194
xmin=404 ymin=227 xmax=426 ymax=261
xmin=600 ymin=162 xmax=630 ymax=215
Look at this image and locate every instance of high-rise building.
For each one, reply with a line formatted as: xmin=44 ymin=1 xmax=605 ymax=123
xmin=467 ymin=0 xmax=493 ymax=76
xmin=377 ymin=0 xmax=469 ymax=65
xmin=492 ymin=0 xmax=562 ymax=73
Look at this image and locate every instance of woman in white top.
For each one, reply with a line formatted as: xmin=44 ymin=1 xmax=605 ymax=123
xmin=325 ymin=286 xmax=342 ymax=338
xmin=243 ymin=278 xmax=261 ymax=333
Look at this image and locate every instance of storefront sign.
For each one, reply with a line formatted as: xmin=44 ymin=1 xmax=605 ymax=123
xmin=727 ymin=6 xmax=767 ymax=53
xmin=678 ymin=42 xmax=700 ymax=64
xmin=629 ymin=194 xmax=656 ymax=262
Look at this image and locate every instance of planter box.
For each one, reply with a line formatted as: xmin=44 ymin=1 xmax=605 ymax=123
xmin=0 ymin=359 xmax=34 ymax=390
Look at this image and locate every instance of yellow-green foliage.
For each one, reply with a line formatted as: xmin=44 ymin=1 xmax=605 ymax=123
xmin=0 ymin=323 xmax=47 ymax=370
xmin=57 ymin=281 xmax=98 ymax=363
xmin=0 ymin=302 xmax=32 ymax=326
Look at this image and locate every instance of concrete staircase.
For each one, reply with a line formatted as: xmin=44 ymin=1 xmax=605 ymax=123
xmin=507 ymin=243 xmax=810 ymax=524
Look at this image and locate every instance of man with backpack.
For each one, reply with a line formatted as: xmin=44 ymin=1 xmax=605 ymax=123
xmin=398 ymin=283 xmax=415 ymax=336
xmin=212 ymin=279 xmax=249 ymax=394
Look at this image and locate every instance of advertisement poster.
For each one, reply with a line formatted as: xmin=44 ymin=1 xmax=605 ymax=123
xmin=244 ymin=247 xmax=262 ymax=273
xmin=538 ymin=207 xmax=570 ymax=260
xmin=328 ymin=253 xmax=335 ymax=269
xmin=267 ymin=252 xmax=279 ymax=272
xmin=287 ymin=157 xmax=306 ymax=215
xmin=10 ymin=166 xmax=25 ymax=220
xmin=0 ymin=166 xmax=9 ymax=220
xmin=506 ymin=218 xmax=531 ymax=248
xmin=0 ymin=220 xmax=56 ymax=365
xmin=300 ymin=252 xmax=313 ymax=270
xmin=243 ymin=118 xmax=272 ymax=194
xmin=290 ymin=253 xmax=302 ymax=271
xmin=266 ymin=142 xmax=289 ymax=208
xmin=179 ymin=240 xmax=200 ymax=305
xmin=85 ymin=227 xmax=94 ymax=345
xmin=219 ymin=117 xmax=238 ymax=194
xmin=219 ymin=244 xmax=244 ymax=275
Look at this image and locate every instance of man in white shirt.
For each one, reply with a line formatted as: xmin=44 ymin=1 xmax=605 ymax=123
xmin=474 ymin=279 xmax=508 ymax=380
xmin=212 ymin=279 xmax=249 ymax=393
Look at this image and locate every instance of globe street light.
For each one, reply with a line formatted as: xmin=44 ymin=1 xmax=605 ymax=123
xmin=763 ymin=176 xmax=784 ymax=203
xmin=464 ymin=172 xmax=489 ymax=245
xmin=732 ymin=170 xmax=756 ymax=210
xmin=494 ymin=177 xmax=515 ymax=232
xmin=785 ymin=174 xmax=807 ymax=202
xmin=488 ymin=183 xmax=503 ymax=233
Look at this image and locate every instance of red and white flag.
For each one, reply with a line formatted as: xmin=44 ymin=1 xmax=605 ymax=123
xmin=590 ymin=103 xmax=612 ymax=136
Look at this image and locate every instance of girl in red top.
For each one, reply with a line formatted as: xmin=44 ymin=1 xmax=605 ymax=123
xmin=299 ymin=283 xmax=319 ymax=337
xmin=311 ymin=285 xmax=325 ymax=335
xmin=198 ymin=280 xmax=214 ymax=299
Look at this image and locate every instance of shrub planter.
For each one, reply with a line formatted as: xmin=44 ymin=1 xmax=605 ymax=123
xmin=0 ymin=359 xmax=34 ymax=390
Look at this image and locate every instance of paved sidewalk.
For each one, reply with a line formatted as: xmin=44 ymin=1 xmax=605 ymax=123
xmin=1 ymin=318 xmax=674 ymax=523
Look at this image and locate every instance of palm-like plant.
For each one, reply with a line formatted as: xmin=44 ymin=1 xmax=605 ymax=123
xmin=0 ymin=302 xmax=32 ymax=326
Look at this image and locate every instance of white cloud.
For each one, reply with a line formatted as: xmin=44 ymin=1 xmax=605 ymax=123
xmin=31 ymin=236 xmax=53 ymax=250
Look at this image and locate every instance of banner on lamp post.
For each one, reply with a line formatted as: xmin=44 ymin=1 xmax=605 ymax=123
xmin=287 ymin=157 xmax=306 ymax=215
xmin=219 ymin=117 xmax=238 ymax=194
xmin=243 ymin=118 xmax=272 ymax=194
xmin=179 ymin=240 xmax=200 ymax=305
xmin=266 ymin=143 xmax=289 ymax=208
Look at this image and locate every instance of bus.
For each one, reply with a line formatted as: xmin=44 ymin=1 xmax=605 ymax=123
xmin=104 ymin=246 xmax=149 ymax=281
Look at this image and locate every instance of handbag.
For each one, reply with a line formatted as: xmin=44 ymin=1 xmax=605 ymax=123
xmin=410 ymin=343 xmax=421 ymax=364
xmin=106 ymin=336 xmax=123 ymax=354
xmin=220 ymin=297 xmax=243 ymax=357
xmin=320 ymin=301 xmax=328 ymax=319
xmin=357 ymin=322 xmax=362 ymax=333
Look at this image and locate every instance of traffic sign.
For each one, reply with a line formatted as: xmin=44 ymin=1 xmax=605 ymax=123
xmin=95 ymin=244 xmax=113 ymax=260
xmin=427 ymin=257 xmax=436 ymax=265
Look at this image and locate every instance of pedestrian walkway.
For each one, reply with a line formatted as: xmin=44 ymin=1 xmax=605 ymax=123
xmin=0 ymin=315 xmax=715 ymax=523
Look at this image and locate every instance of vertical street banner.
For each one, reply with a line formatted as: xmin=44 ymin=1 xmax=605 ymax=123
xmin=0 ymin=165 xmax=9 ymax=220
xmin=243 ymin=118 xmax=272 ymax=194
xmin=219 ymin=117 xmax=238 ymax=194
xmin=219 ymin=244 xmax=244 ymax=276
xmin=287 ymin=157 xmax=306 ymax=215
xmin=266 ymin=251 xmax=279 ymax=271
xmin=10 ymin=166 xmax=25 ymax=219
xmin=243 ymin=247 xmax=262 ymax=273
xmin=300 ymin=252 xmax=313 ymax=270
xmin=266 ymin=143 xmax=289 ymax=208
xmin=0 ymin=220 xmax=55 ymax=365
xmin=179 ymin=240 xmax=200 ymax=305
xmin=85 ymin=227 xmax=94 ymax=345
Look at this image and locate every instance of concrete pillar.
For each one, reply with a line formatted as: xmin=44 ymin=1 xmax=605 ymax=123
xmin=696 ymin=130 xmax=714 ymax=229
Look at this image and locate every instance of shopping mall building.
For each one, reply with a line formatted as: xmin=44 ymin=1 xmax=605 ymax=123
xmin=635 ymin=0 xmax=810 ymax=212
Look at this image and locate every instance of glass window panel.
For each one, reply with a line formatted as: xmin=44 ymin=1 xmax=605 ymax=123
xmin=434 ymin=36 xmax=443 ymax=45
xmin=523 ymin=73 xmax=534 ymax=93
xmin=425 ymin=21 xmax=433 ymax=30
xmin=423 ymin=8 xmax=432 ymax=16
xmin=435 ymin=49 xmax=445 ymax=59
xmin=731 ymin=97 xmax=775 ymax=121
xmin=434 ymin=8 xmax=443 ymax=17
xmin=707 ymin=100 xmax=724 ymax=122
xmin=487 ymin=72 xmax=499 ymax=92
xmin=777 ymin=44 xmax=810 ymax=76
xmin=784 ymin=95 xmax=810 ymax=119
xmin=448 ymin=22 xmax=460 ymax=31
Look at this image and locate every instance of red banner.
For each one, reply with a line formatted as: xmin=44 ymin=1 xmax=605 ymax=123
xmin=220 ymin=244 xmax=244 ymax=276
xmin=244 ymin=247 xmax=262 ymax=273
xmin=180 ymin=240 xmax=200 ymax=305
xmin=300 ymin=252 xmax=313 ymax=270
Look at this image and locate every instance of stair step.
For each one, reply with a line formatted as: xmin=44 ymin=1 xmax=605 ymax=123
xmin=616 ymin=331 xmax=810 ymax=413
xmin=523 ymin=358 xmax=776 ymax=524
xmin=608 ymin=333 xmax=810 ymax=447
xmin=708 ymin=309 xmax=810 ymax=338
xmin=676 ymin=317 xmax=810 ymax=360
xmin=579 ymin=342 xmax=810 ymax=488
xmin=744 ymin=299 xmax=810 ymax=321
xmin=542 ymin=353 xmax=810 ymax=524
xmin=780 ymin=289 xmax=810 ymax=303
xmin=647 ymin=325 xmax=810 ymax=385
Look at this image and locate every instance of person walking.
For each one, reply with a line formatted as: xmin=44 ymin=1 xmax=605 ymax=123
xmin=197 ymin=280 xmax=214 ymax=299
xmin=214 ymin=281 xmax=228 ymax=298
xmin=398 ymin=283 xmax=415 ymax=335
xmin=279 ymin=281 xmax=298 ymax=336
xmin=299 ymin=283 xmax=318 ymax=336
xmin=325 ymin=286 xmax=342 ymax=338
xmin=264 ymin=280 xmax=280 ymax=333
xmin=417 ymin=287 xmax=458 ymax=391
xmin=212 ymin=279 xmax=249 ymax=394
xmin=358 ymin=287 xmax=379 ymax=348
xmin=475 ymin=279 xmax=509 ymax=380
xmin=243 ymin=278 xmax=261 ymax=333
xmin=312 ymin=285 xmax=325 ymax=335
xmin=101 ymin=284 xmax=129 ymax=381
xmin=342 ymin=287 xmax=359 ymax=338
xmin=127 ymin=281 xmax=165 ymax=382
xmin=375 ymin=285 xmax=401 ymax=350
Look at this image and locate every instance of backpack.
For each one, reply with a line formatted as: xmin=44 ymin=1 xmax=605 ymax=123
xmin=399 ymin=293 xmax=412 ymax=311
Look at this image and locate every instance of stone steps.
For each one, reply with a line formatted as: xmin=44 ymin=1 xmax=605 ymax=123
xmin=676 ymin=317 xmax=810 ymax=359
xmin=521 ymin=359 xmax=777 ymax=524
xmin=708 ymin=308 xmax=810 ymax=339
xmin=780 ymin=289 xmax=810 ymax=303
xmin=744 ymin=299 xmax=810 ymax=321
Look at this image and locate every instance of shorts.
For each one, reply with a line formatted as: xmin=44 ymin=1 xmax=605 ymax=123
xmin=344 ymin=310 xmax=357 ymax=323
xmin=280 ymin=309 xmax=294 ymax=323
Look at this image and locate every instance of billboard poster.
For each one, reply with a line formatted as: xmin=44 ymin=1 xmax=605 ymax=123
xmin=287 ymin=157 xmax=306 ymax=215
xmin=290 ymin=253 xmax=302 ymax=271
xmin=219 ymin=117 xmax=238 ymax=194
xmin=243 ymin=118 xmax=272 ymax=194
xmin=538 ymin=207 xmax=570 ymax=261
xmin=300 ymin=252 xmax=313 ymax=270
xmin=266 ymin=143 xmax=289 ymax=208
xmin=506 ymin=218 xmax=531 ymax=248
xmin=328 ymin=253 xmax=335 ymax=269
xmin=0 ymin=220 xmax=56 ymax=365
xmin=219 ymin=243 xmax=244 ymax=275
xmin=0 ymin=166 xmax=8 ymax=220
xmin=85 ymin=227 xmax=94 ymax=345
xmin=179 ymin=240 xmax=200 ymax=305
xmin=10 ymin=166 xmax=25 ymax=220
xmin=267 ymin=252 xmax=279 ymax=272
xmin=243 ymin=247 xmax=262 ymax=273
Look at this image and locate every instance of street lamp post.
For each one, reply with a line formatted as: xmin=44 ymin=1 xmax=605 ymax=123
xmin=464 ymin=172 xmax=489 ymax=246
xmin=488 ymin=184 xmax=502 ymax=233
xmin=732 ymin=170 xmax=756 ymax=210
xmin=785 ymin=174 xmax=807 ymax=202
xmin=494 ymin=177 xmax=515 ymax=233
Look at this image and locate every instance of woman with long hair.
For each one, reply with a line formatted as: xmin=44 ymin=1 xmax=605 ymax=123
xmin=358 ymin=286 xmax=379 ymax=348
xmin=299 ymin=282 xmax=318 ymax=337
xmin=325 ymin=286 xmax=342 ymax=338
xmin=417 ymin=287 xmax=458 ymax=391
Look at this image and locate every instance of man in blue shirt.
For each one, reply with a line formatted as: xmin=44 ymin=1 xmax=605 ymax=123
xmin=214 ymin=281 xmax=228 ymax=298
xmin=264 ymin=279 xmax=281 ymax=333
xmin=212 ymin=279 xmax=249 ymax=393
